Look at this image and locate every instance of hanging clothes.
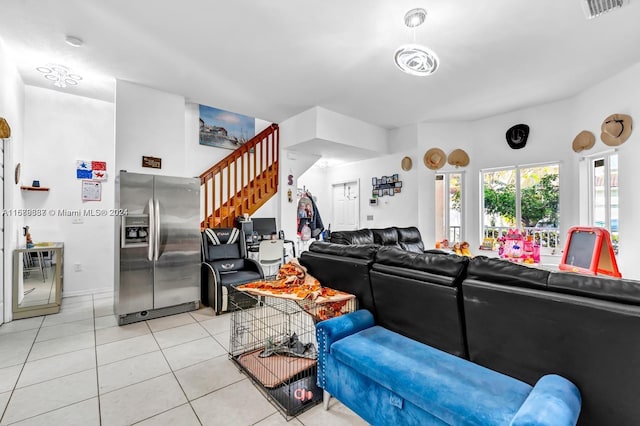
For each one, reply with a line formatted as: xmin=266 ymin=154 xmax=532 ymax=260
xmin=307 ymin=191 xmax=324 ymax=239
xmin=297 ymin=195 xmax=313 ymax=234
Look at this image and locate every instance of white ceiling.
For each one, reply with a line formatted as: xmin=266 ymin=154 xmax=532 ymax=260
xmin=2 ymin=0 xmax=640 ymax=130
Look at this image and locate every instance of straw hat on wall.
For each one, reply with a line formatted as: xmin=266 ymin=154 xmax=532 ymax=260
xmin=601 ymin=114 xmax=632 ymax=146
xmin=424 ymin=148 xmax=446 ymax=170
xmin=401 ymin=156 xmax=413 ymax=171
xmin=0 ymin=118 xmax=11 ymax=139
xmin=572 ymin=130 xmax=595 ymax=153
xmin=448 ymin=149 xmax=470 ymax=168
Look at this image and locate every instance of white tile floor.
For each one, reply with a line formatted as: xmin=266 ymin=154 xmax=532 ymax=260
xmin=0 ymin=293 xmax=367 ymax=425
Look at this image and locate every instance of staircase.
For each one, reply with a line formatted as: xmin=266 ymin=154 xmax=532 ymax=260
xmin=200 ymin=123 xmax=279 ymax=229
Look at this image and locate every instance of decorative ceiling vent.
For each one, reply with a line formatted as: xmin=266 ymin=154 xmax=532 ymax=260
xmin=583 ymin=0 xmax=626 ymax=19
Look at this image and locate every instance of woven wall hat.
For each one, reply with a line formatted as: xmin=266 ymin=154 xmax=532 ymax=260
xmin=401 ymin=156 xmax=413 ymax=171
xmin=0 ymin=118 xmax=10 ymax=139
xmin=447 ymin=149 xmax=470 ymax=168
xmin=601 ymin=114 xmax=632 ymax=146
xmin=572 ymin=130 xmax=595 ymax=153
xmin=506 ymin=124 xmax=529 ymax=149
xmin=423 ymin=148 xmax=446 ymax=170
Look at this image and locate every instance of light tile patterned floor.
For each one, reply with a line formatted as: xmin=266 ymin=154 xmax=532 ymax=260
xmin=0 ymin=294 xmax=367 ymax=425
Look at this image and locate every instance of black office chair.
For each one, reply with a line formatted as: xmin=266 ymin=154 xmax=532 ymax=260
xmin=201 ymin=227 xmax=264 ymax=314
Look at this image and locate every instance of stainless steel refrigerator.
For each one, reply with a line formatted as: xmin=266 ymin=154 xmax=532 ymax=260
xmin=115 ymin=171 xmax=201 ymax=325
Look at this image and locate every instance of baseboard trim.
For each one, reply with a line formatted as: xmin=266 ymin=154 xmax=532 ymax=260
xmin=62 ymin=286 xmax=113 ymax=298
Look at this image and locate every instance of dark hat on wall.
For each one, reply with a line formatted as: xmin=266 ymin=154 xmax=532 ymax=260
xmin=572 ymin=130 xmax=595 ymax=153
xmin=0 ymin=118 xmax=10 ymax=139
xmin=423 ymin=148 xmax=446 ymax=170
xmin=506 ymin=124 xmax=529 ymax=149
xmin=601 ymin=113 xmax=632 ymax=146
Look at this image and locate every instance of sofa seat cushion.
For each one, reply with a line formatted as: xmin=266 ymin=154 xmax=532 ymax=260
xmin=203 ymin=259 xmax=263 ymax=285
xmin=331 ymin=326 xmax=532 ymax=425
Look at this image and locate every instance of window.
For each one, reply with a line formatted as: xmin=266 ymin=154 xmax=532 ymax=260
xmin=481 ymin=163 xmax=560 ymax=254
xmin=589 ymin=152 xmax=618 ymax=252
xmin=435 ymin=172 xmax=463 ymax=243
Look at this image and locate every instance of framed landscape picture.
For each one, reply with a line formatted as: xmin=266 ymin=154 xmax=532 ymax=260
xmin=199 ymin=105 xmax=255 ymax=150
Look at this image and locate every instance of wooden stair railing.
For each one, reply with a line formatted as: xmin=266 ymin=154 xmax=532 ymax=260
xmin=200 ymin=123 xmax=279 ymax=229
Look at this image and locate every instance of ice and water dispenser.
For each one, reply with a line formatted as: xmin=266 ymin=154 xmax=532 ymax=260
xmin=121 ymin=214 xmax=150 ymax=248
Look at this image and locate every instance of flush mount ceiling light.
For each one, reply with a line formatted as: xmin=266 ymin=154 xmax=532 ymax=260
xmin=394 ymin=8 xmax=439 ymax=76
xmin=36 ymin=64 xmax=83 ymax=88
xmin=64 ymin=35 xmax=84 ymax=47
xmin=404 ymin=8 xmax=427 ymax=27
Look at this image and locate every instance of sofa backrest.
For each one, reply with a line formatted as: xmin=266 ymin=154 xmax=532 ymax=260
xmin=328 ymin=226 xmax=425 ymax=253
xmin=369 ymin=247 xmax=470 ymax=357
xmin=462 ymin=270 xmax=640 ymax=425
xmin=466 ymin=255 xmax=550 ymax=289
xmin=395 ymin=226 xmax=425 ymax=253
xmin=547 ymin=271 xmax=640 ymax=305
xmin=370 ymin=228 xmax=400 ymax=249
xmin=329 ymin=229 xmax=374 ymax=245
xmin=202 ymin=228 xmax=246 ymax=261
xmin=299 ymin=242 xmax=378 ymax=315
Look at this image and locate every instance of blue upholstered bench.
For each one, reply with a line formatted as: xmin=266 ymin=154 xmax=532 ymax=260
xmin=316 ymin=310 xmax=581 ymax=426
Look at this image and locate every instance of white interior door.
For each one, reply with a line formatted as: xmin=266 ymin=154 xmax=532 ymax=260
xmin=331 ymin=180 xmax=359 ymax=231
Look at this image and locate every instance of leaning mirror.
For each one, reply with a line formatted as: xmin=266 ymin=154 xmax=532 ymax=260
xmin=13 ymin=243 xmax=63 ymax=319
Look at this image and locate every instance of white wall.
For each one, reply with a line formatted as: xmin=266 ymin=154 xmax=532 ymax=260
xmin=278 ymin=106 xmax=390 ymax=244
xmin=0 ymin=38 xmax=25 ymax=322
xmin=184 ymin=102 xmax=272 ymax=177
xmin=316 ymin=107 xmax=388 ymax=154
xmin=571 ymin=62 xmax=640 ymax=278
xmin=22 ymin=86 xmax=115 ymax=296
xmin=295 ymin=61 xmax=640 ymax=279
xmin=278 ymin=149 xmax=321 ymax=241
xmin=116 ymin=81 xmax=277 ymax=225
xmin=421 ymin=101 xmax=578 ymax=255
xmin=116 ymin=80 xmax=186 ymax=177
xmin=327 ymin=151 xmax=420 ymax=229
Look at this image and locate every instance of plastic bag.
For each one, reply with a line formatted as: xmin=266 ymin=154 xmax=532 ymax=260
xmin=301 ymin=224 xmax=311 ymax=241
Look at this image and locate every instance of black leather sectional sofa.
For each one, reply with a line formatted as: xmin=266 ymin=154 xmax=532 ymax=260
xmin=300 ymin=242 xmax=640 ymax=426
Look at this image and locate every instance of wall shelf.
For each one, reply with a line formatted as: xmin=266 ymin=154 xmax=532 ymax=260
xmin=20 ymin=186 xmax=50 ymax=192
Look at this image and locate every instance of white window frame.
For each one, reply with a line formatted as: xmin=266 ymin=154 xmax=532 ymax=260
xmin=585 ymin=149 xmax=618 ymax=232
xmin=436 ymin=171 xmax=465 ymax=243
xmin=479 ymin=161 xmax=560 ymax=240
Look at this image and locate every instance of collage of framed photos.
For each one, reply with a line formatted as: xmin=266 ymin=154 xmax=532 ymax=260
xmin=372 ymin=173 xmax=402 ymax=197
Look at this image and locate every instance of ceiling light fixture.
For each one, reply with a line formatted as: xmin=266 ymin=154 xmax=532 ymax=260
xmin=64 ymin=35 xmax=84 ymax=47
xmin=36 ymin=64 xmax=83 ymax=88
xmin=394 ymin=8 xmax=439 ymax=76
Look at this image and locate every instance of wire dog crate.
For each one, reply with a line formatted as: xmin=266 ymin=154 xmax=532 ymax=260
xmin=229 ymin=292 xmax=356 ymax=419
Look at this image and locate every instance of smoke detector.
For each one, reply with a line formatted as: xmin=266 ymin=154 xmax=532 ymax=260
xmin=583 ymin=0 xmax=627 ymax=19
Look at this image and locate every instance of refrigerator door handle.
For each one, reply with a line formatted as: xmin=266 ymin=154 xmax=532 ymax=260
xmin=154 ymin=199 xmax=160 ymax=261
xmin=147 ymin=198 xmax=154 ymax=262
